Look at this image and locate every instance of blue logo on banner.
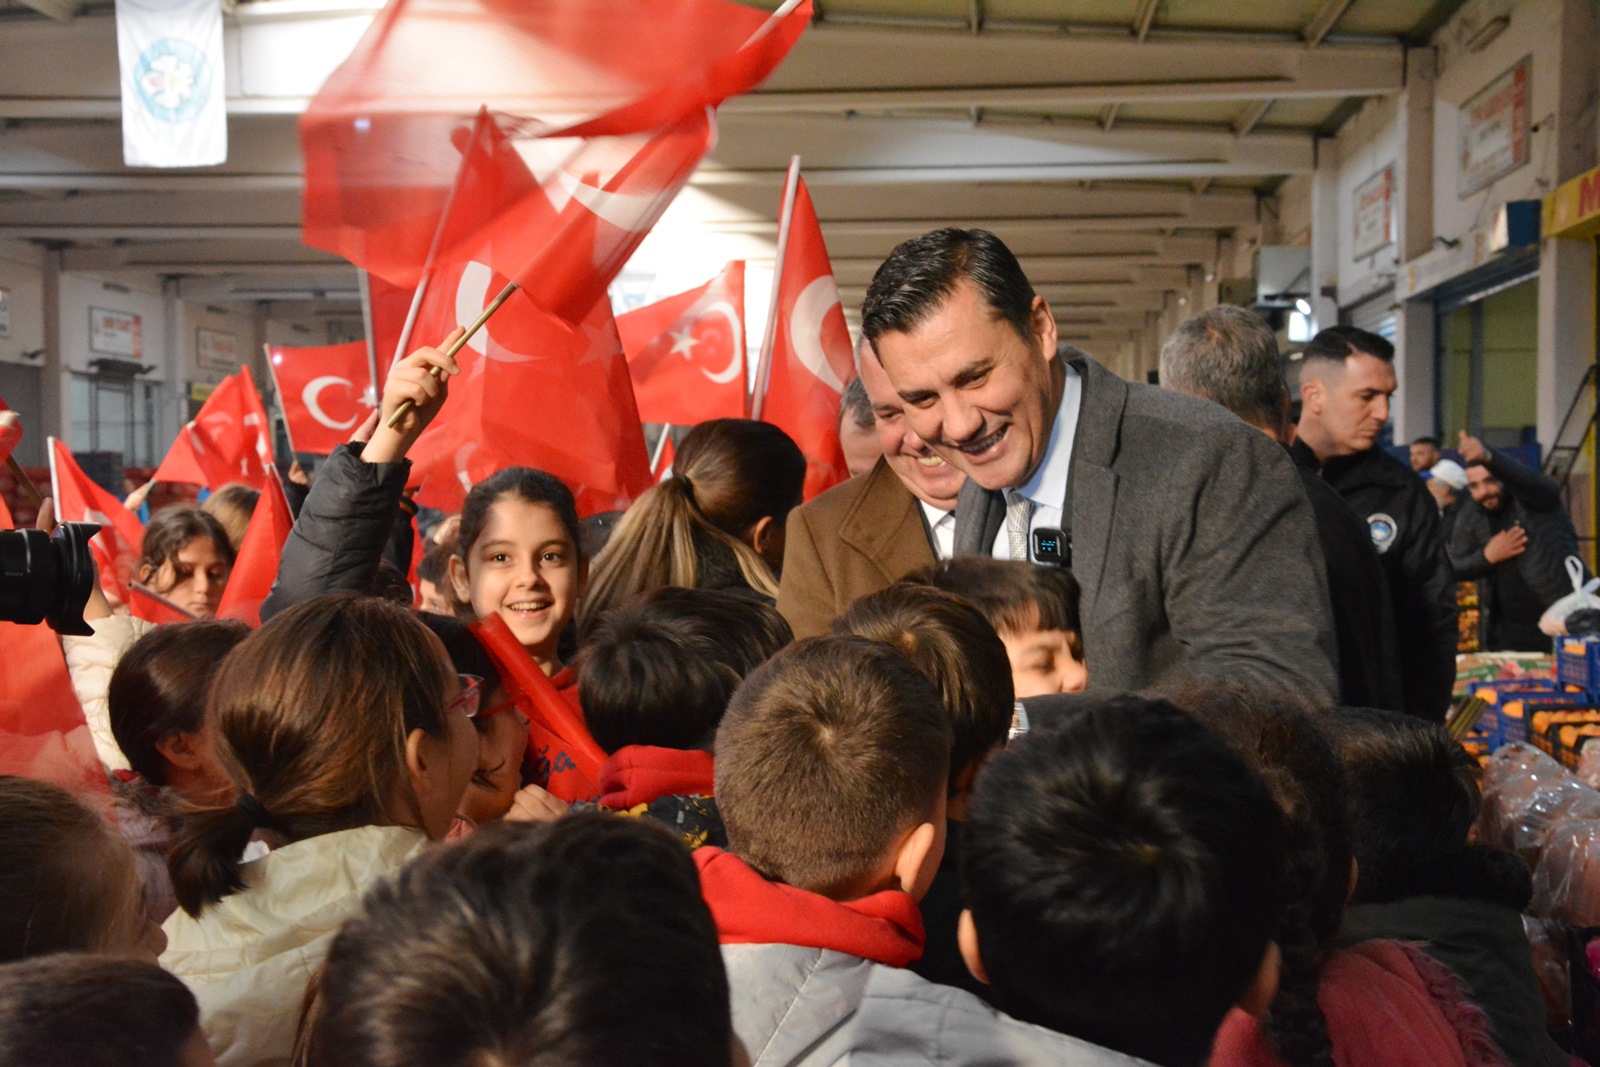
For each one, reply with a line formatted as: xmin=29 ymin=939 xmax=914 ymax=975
xmin=134 ymin=37 xmax=212 ymax=124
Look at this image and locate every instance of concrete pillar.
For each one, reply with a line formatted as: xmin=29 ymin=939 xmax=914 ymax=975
xmin=1537 ymin=236 xmax=1595 ymax=446
xmin=1310 ymin=137 xmax=1340 ymax=332
xmin=1393 ymin=297 xmax=1435 ymax=443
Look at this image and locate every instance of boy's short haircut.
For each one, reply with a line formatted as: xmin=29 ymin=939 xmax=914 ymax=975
xmin=305 ymin=815 xmax=735 ymax=1067
xmin=910 ymin=557 xmax=1083 ymax=655
xmin=578 ymin=587 xmax=793 ymax=754
xmin=0 ymin=953 xmax=201 ymax=1067
xmin=715 ymin=636 xmax=953 ymax=899
xmin=963 ymin=696 xmax=1287 ymax=1067
xmin=416 ymin=536 xmax=456 ymax=586
xmin=835 ymin=584 xmax=1014 ymax=793
xmin=1320 ymin=706 xmax=1482 ymax=904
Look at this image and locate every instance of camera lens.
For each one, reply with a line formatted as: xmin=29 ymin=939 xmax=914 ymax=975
xmin=0 ymin=521 xmax=100 ymax=636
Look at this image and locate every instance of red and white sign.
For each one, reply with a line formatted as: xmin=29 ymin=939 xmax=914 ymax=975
xmin=1352 ymin=165 xmax=1393 ymax=261
xmin=1459 ymin=56 xmax=1532 ymax=197
xmin=89 ymin=307 xmax=143 ymax=359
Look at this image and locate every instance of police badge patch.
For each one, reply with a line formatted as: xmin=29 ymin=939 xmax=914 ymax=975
xmin=1367 ymin=513 xmax=1398 ymax=554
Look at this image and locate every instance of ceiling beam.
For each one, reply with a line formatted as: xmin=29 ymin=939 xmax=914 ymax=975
xmin=1132 ymin=0 xmax=1161 ymax=40
xmin=18 ymin=0 xmax=80 ymax=22
xmin=1303 ymin=0 xmax=1357 ymax=47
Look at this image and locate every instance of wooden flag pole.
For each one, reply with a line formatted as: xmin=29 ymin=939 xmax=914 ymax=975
xmin=750 ymin=155 xmax=801 ymax=421
xmin=384 ymin=280 xmax=519 ymax=429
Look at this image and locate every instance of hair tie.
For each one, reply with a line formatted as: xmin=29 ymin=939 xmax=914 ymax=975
xmin=236 ymin=793 xmax=275 ymax=830
xmin=673 ymin=472 xmax=697 ymax=506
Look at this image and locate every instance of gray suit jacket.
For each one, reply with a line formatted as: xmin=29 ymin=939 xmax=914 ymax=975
xmin=955 ymin=353 xmax=1337 ymax=707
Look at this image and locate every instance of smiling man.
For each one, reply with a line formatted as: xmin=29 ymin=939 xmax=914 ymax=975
xmin=1291 ymin=326 xmax=1456 ymax=717
xmin=776 ymin=337 xmax=968 ymax=637
xmin=861 ymin=227 xmax=1336 ymax=705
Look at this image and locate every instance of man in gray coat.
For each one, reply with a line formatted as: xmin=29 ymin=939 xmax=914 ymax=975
xmin=861 ymin=228 xmax=1336 ymax=707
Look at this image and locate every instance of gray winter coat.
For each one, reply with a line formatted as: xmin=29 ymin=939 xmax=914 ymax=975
xmin=723 ymin=943 xmax=1156 ymax=1067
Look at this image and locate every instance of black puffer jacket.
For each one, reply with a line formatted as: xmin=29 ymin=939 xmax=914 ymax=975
xmin=259 ymin=444 xmax=412 ymax=623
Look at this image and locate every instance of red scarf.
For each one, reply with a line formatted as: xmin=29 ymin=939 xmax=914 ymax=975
xmin=598 ymin=746 xmax=716 ymax=810
xmin=693 ymin=847 xmax=925 ymax=968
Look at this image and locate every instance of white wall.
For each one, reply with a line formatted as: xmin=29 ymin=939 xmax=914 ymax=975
xmin=1333 ymin=95 xmax=1404 ymax=308
xmin=0 ymin=241 xmax=45 ymax=368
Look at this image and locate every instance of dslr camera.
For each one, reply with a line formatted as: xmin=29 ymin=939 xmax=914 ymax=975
xmin=0 ymin=521 xmax=101 ymax=635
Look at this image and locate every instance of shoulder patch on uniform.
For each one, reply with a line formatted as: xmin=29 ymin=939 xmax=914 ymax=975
xmin=1367 ymin=512 xmax=1398 ymax=554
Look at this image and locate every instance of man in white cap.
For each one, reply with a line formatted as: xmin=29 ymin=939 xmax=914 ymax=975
xmin=1425 ymin=458 xmax=1468 ymax=543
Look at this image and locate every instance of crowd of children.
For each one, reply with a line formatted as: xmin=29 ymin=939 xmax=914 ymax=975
xmin=0 ymin=336 xmax=1571 ymax=1067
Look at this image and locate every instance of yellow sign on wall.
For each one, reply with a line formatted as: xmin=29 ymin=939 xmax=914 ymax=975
xmin=1545 ymin=165 xmax=1600 ymax=239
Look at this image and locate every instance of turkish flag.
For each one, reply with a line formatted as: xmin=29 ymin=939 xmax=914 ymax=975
xmin=618 ymin=261 xmax=746 ymax=425
xmin=266 ymin=341 xmax=375 ymax=455
xmin=758 ymin=177 xmax=853 ymax=499
xmin=404 ymin=262 xmax=652 ymax=519
xmin=215 ymin=468 xmax=292 ymax=628
xmin=299 ymin=0 xmax=810 ymax=289
xmin=470 ymin=614 xmax=604 ymax=802
xmin=367 ymin=272 xmax=418 ymax=368
xmin=0 ymin=392 xmax=19 ymax=466
xmin=154 ymin=367 xmax=275 ymax=490
xmin=49 ymin=437 xmax=144 ymax=603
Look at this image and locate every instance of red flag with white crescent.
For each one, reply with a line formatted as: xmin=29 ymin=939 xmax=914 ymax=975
xmin=405 ymin=257 xmax=652 ymax=517
xmin=153 ymin=367 xmax=275 ymax=489
xmin=299 ymin=0 xmax=810 ymax=289
xmin=266 ymin=341 xmax=376 ymax=455
xmin=49 ymin=437 xmax=144 ymax=604
xmin=618 ymin=261 xmax=746 ymax=425
xmin=757 ymin=177 xmax=853 ymax=500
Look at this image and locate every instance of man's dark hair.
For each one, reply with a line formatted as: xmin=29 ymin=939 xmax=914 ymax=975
xmin=1412 ymin=436 xmax=1440 ymax=449
xmin=0 ymin=954 xmax=201 ymax=1067
xmin=1302 ymin=325 xmax=1394 ymax=364
xmin=861 ymin=228 xmax=1036 ymax=345
xmin=304 ymin=816 xmax=734 ymax=1067
xmin=716 ymin=636 xmax=952 ymax=899
xmin=839 ymin=375 xmax=874 ymax=431
xmin=1163 ymin=682 xmax=1351 ymax=1067
xmin=1320 ymin=706 xmax=1492 ymax=906
xmin=963 ymin=696 xmax=1286 ymax=1067
xmin=578 ymin=587 xmax=793 ymax=754
xmin=1159 ymin=306 xmax=1288 ymax=433
xmin=835 ymin=584 xmax=1014 ymax=794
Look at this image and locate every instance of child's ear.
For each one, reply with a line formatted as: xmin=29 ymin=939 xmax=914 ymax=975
xmin=957 ymin=910 xmax=989 ymax=985
xmin=152 ymin=731 xmax=207 ymax=772
xmin=448 ymin=553 xmax=472 ymax=607
xmin=1236 ymin=942 xmax=1282 ymax=1018
xmin=892 ymin=818 xmax=943 ymax=902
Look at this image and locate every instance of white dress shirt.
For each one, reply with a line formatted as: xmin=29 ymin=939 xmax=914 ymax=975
xmin=919 ymin=500 xmax=956 ymax=561
xmin=992 ymin=364 xmax=1082 ymax=560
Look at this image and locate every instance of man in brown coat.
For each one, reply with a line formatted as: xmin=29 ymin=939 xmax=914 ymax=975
xmin=777 ymin=340 xmax=965 ymax=637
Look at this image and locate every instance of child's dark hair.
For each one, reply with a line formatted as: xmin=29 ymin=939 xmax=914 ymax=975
xmin=715 ymin=636 xmax=952 ymax=899
xmin=457 ymin=467 xmax=583 ymax=568
xmin=962 ymin=696 xmax=1287 ymax=1067
xmin=577 ymin=587 xmax=793 ymax=754
xmin=1164 ymin=682 xmax=1351 ymax=1067
xmin=1321 ymin=706 xmax=1493 ymax=905
xmin=108 ymin=619 xmax=250 ymax=785
xmin=417 ymin=536 xmax=457 ymax=587
xmin=418 ymin=611 xmax=504 ymax=700
xmin=138 ymin=505 xmax=236 ymax=580
xmin=910 ymin=557 xmax=1082 ymax=656
xmin=835 ymin=583 xmax=1013 ymax=793
xmin=0 ymin=777 xmax=138 ymax=962
xmin=168 ymin=593 xmax=456 ymax=917
xmin=303 ymin=816 xmax=735 ymax=1067
xmin=0 ymin=954 xmax=201 ymax=1067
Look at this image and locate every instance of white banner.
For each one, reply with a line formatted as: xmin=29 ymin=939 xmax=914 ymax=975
xmin=116 ymin=0 xmax=226 ymax=168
